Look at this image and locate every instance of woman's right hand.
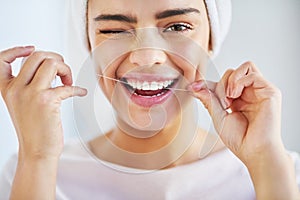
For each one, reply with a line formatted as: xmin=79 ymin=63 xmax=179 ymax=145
xmin=0 ymin=46 xmax=87 ymax=161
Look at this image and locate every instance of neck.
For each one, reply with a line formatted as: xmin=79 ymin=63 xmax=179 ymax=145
xmin=89 ymin=101 xmax=223 ymax=169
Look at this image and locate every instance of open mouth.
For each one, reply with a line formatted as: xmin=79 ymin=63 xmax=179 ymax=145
xmin=120 ymin=77 xmax=179 ymax=107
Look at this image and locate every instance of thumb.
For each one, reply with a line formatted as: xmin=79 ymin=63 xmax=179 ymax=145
xmin=188 ymin=81 xmax=227 ymax=134
xmin=53 ymin=86 xmax=87 ymax=101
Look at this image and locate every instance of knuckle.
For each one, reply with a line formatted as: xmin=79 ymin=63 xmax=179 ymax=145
xmin=64 ymin=86 xmax=73 ymax=95
xmin=271 ymin=86 xmax=282 ymax=98
xmin=2 ymin=85 xmax=20 ymax=102
xmin=244 ymin=60 xmax=254 ymax=66
xmin=243 ymin=61 xmax=256 ymax=68
xmin=262 ymin=85 xmax=282 ymax=103
xmin=63 ymin=64 xmax=72 ymax=74
xmin=44 ymin=58 xmax=59 ymax=68
xmin=51 ymin=52 xmax=64 ymax=62
xmin=224 ymin=69 xmax=234 ymax=79
xmin=31 ymin=51 xmax=63 ymax=62
xmin=225 ymin=68 xmax=235 ymax=74
xmin=65 ymin=64 xmax=71 ymax=72
xmin=34 ymin=51 xmax=46 ymax=58
xmin=31 ymin=51 xmax=47 ymax=59
xmin=243 ymin=61 xmax=259 ymax=72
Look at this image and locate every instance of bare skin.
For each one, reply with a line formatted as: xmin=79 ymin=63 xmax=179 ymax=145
xmin=0 ymin=46 xmax=87 ymax=199
xmin=0 ymin=0 xmax=299 ymax=199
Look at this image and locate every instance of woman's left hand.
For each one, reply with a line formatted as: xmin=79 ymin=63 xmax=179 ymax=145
xmin=189 ymin=61 xmax=282 ymax=163
xmin=189 ymin=61 xmax=300 ymax=199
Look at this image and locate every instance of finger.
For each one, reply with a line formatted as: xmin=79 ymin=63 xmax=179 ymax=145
xmin=189 ymin=80 xmax=228 ymax=134
xmin=0 ymin=46 xmax=35 ymax=64
xmin=230 ymin=98 xmax=250 ymax=113
xmin=193 ymin=87 xmax=247 ymax=153
xmin=0 ymin=46 xmax=35 ymax=90
xmin=53 ymin=86 xmax=87 ymax=100
xmin=30 ymin=58 xmax=72 ymax=89
xmin=192 ymin=88 xmax=228 ymax=134
xmin=230 ymin=72 xmax=269 ymax=100
xmin=214 ymin=69 xmax=234 ymax=109
xmin=227 ymin=61 xmax=262 ymax=98
xmin=16 ymin=51 xmax=64 ymax=85
xmin=188 ymin=80 xmax=216 ymax=92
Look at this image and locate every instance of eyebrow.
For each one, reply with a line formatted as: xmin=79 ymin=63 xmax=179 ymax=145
xmin=94 ymin=14 xmax=137 ymax=23
xmin=93 ymin=8 xmax=200 ymax=23
xmin=155 ymin=8 xmax=201 ymax=19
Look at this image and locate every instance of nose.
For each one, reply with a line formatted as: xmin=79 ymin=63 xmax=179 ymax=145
xmin=129 ymin=48 xmax=167 ymax=66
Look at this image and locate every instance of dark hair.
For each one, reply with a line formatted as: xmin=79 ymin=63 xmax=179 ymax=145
xmin=85 ymin=0 xmax=91 ymax=51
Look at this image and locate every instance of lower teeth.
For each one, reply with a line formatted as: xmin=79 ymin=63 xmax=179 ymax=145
xmin=133 ymin=92 xmax=164 ymax=97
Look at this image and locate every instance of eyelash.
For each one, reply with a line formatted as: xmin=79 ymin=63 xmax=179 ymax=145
xmin=164 ymin=23 xmax=193 ymax=33
xmin=98 ymin=23 xmax=193 ymax=35
xmin=99 ymin=30 xmax=130 ymax=34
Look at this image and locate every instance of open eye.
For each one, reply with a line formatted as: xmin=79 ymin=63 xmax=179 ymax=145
xmin=164 ymin=23 xmax=193 ymax=33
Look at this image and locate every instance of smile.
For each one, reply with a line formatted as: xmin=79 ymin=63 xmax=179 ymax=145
xmin=120 ymin=77 xmax=179 ymax=107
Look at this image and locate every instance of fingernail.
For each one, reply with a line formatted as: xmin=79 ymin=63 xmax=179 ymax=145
xmin=223 ymin=98 xmax=231 ymax=109
xmin=188 ymin=81 xmax=205 ymax=92
xmin=25 ymin=45 xmax=34 ymax=49
xmin=226 ymin=87 xmax=231 ymax=97
xmin=231 ymin=88 xmax=238 ymax=98
xmin=76 ymin=87 xmax=88 ymax=97
xmin=220 ymin=99 xmax=226 ymax=109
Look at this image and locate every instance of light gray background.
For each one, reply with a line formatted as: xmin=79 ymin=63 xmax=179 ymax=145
xmin=0 ymin=0 xmax=299 ymax=172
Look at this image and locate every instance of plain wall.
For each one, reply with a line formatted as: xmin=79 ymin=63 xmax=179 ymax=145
xmin=0 ymin=0 xmax=299 ymax=173
xmin=0 ymin=0 xmax=69 ymax=171
xmin=214 ymin=0 xmax=300 ymax=153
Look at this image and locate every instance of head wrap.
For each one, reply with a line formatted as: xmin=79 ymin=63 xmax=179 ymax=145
xmin=67 ymin=0 xmax=231 ymax=59
xmin=204 ymin=0 xmax=232 ymax=57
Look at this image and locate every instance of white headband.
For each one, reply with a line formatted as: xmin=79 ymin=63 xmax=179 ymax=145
xmin=67 ymin=0 xmax=231 ymax=58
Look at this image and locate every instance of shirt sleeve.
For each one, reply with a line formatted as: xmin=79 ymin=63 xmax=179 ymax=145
xmin=0 ymin=154 xmax=18 ymax=200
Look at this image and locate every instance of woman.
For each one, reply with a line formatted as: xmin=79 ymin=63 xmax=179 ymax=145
xmin=0 ymin=0 xmax=299 ymax=199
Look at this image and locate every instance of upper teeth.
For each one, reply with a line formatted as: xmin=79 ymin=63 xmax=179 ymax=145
xmin=126 ymin=80 xmax=174 ymax=90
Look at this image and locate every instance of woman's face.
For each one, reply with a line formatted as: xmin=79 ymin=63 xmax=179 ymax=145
xmin=87 ymin=0 xmax=210 ymax=133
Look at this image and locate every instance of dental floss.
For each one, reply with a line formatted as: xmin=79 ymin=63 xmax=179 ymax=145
xmin=96 ymin=74 xmax=190 ymax=92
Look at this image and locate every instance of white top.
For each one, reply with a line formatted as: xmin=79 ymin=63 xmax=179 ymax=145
xmin=1 ymin=139 xmax=300 ymax=200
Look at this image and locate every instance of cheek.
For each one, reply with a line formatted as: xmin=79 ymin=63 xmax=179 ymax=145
xmin=96 ymin=53 xmax=129 ymax=101
xmin=167 ymin=43 xmax=208 ymax=83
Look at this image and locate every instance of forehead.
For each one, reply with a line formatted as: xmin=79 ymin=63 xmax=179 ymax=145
xmin=88 ymin=0 xmax=205 ymax=18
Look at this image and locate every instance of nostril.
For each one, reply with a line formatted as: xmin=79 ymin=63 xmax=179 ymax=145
xmin=129 ymin=48 xmax=167 ymax=66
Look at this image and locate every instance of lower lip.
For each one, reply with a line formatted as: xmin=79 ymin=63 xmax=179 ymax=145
xmin=122 ymin=85 xmax=176 ymax=108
